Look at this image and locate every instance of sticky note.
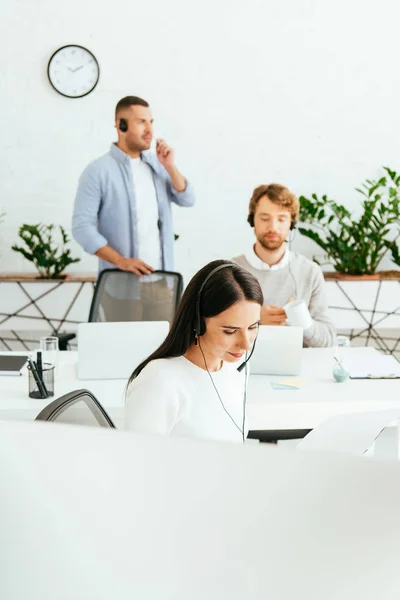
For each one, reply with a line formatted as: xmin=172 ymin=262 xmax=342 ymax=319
xmin=271 ymin=382 xmax=299 ymax=391
xmin=278 ymin=378 xmax=306 ymax=388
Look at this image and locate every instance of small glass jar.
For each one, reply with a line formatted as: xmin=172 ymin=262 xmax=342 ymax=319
xmin=332 ymin=335 xmax=350 ymax=382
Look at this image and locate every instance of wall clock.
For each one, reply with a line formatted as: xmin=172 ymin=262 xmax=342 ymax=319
xmin=47 ymin=45 xmax=100 ymax=98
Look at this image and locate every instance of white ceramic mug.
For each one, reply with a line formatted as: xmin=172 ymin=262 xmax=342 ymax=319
xmin=283 ymin=299 xmax=313 ymax=329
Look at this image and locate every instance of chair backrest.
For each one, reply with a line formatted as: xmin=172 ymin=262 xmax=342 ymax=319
xmin=88 ymin=269 xmax=183 ymax=324
xmin=35 ymin=389 xmax=116 ymax=428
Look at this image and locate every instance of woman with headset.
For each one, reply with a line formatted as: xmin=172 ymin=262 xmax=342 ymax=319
xmin=125 ymin=260 xmax=263 ymax=443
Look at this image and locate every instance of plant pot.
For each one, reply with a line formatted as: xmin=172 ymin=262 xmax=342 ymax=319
xmin=34 ymin=274 xmax=70 ymax=281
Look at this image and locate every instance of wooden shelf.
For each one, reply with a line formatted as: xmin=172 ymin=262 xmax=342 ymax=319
xmin=0 ymin=273 xmax=97 ymax=282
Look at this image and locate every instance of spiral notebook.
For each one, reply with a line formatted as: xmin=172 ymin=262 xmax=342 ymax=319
xmin=0 ymin=355 xmax=28 ymax=376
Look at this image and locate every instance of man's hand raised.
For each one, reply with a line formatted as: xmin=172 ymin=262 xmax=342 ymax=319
xmin=156 ymin=139 xmax=175 ymax=171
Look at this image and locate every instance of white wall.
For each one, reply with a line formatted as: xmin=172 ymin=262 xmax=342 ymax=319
xmin=1 ymin=0 xmax=400 ymax=284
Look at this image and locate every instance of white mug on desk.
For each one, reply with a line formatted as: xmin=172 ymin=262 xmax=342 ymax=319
xmin=284 ymin=299 xmax=313 ymax=329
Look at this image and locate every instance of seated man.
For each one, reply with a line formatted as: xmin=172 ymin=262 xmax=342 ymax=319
xmin=233 ymin=183 xmax=336 ymax=347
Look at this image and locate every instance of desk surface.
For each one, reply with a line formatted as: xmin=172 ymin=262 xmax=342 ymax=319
xmin=1 ymin=348 xmax=399 ymax=431
xmin=247 ymin=347 xmax=400 ymax=430
xmin=0 ymin=352 xmax=127 ymax=425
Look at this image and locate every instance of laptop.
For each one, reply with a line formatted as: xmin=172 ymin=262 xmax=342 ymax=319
xmin=0 ymin=355 xmax=28 ymax=376
xmin=78 ymin=321 xmax=169 ymax=380
xmin=249 ymin=326 xmax=303 ymax=375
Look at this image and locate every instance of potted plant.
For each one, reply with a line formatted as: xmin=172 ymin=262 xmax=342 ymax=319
xmin=12 ymin=224 xmax=80 ymax=279
xmin=298 ymin=167 xmax=400 ymax=278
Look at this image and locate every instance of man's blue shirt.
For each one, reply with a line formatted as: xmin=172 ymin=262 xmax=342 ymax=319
xmin=72 ymin=143 xmax=195 ymax=272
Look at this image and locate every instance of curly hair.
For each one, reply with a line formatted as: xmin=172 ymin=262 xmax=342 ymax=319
xmin=248 ymin=184 xmax=299 ymax=227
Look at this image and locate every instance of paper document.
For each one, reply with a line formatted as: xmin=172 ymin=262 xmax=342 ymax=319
xmin=298 ymin=410 xmax=400 ymax=455
xmin=345 ymin=354 xmax=400 ymax=379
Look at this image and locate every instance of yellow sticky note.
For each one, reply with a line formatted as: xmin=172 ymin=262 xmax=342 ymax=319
xmin=278 ymin=378 xmax=307 ymax=388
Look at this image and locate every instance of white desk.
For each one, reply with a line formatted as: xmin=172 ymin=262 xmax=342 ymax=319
xmin=247 ymin=347 xmax=400 ymax=436
xmin=0 ymin=352 xmax=127 ymax=427
xmin=1 ymin=348 xmax=399 ymax=434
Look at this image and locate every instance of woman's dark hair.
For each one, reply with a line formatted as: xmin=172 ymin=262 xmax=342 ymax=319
xmin=128 ymin=259 xmax=263 ymax=383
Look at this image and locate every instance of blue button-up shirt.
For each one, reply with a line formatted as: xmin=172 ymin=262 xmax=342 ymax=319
xmin=72 ymin=144 xmax=195 ymax=272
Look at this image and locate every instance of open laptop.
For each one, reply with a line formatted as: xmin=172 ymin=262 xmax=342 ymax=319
xmin=78 ymin=321 xmax=169 ymax=380
xmin=249 ymin=326 xmax=303 ymax=375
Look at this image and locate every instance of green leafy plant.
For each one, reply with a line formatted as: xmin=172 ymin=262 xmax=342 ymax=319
xmin=12 ymin=224 xmax=80 ymax=279
xmin=298 ymin=167 xmax=400 ymax=275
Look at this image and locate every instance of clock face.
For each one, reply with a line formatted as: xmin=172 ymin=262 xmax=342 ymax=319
xmin=47 ymin=45 xmax=100 ymax=98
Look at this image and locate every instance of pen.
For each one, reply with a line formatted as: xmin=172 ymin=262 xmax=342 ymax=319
xmin=35 ymin=352 xmax=49 ymax=396
xmin=36 ymin=350 xmax=42 ymax=379
xmin=334 ymin=356 xmax=345 ymax=369
xmin=27 ymin=358 xmax=48 ymax=398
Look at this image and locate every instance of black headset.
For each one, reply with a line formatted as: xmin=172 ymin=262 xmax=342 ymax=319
xmin=194 ymin=262 xmax=260 ymax=442
xmin=193 ymin=263 xmax=258 ymax=373
xmin=247 ymin=212 xmax=296 ymax=230
xmin=119 ymin=118 xmax=128 ymax=133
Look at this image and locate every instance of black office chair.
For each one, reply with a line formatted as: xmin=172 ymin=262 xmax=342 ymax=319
xmin=35 ymin=389 xmax=116 ymax=428
xmin=57 ymin=269 xmax=183 ymax=349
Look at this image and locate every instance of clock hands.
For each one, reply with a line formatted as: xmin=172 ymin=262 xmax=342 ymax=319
xmin=67 ymin=65 xmax=84 ymax=73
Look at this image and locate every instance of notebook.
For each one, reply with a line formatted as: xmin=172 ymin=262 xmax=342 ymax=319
xmin=0 ymin=355 xmax=28 ymax=376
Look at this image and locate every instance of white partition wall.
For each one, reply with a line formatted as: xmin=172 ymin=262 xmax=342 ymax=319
xmin=1 ymin=420 xmax=400 ymax=599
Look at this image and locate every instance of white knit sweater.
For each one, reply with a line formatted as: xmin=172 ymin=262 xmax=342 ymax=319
xmin=233 ymin=250 xmax=336 ymax=348
xmin=125 ymin=356 xmax=247 ymax=443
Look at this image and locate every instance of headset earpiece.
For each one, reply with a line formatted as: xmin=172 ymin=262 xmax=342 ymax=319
xmin=119 ymin=118 xmax=128 ymax=133
xmin=290 ymin=220 xmax=297 ymax=231
xmin=193 ymin=313 xmax=206 ymax=338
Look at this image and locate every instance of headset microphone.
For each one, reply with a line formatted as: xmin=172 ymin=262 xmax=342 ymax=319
xmin=194 ymin=262 xmax=260 ymax=443
xmin=237 ymin=333 xmax=258 ymax=372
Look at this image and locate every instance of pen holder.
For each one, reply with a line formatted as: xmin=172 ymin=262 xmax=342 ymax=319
xmin=28 ymin=363 xmax=55 ymax=399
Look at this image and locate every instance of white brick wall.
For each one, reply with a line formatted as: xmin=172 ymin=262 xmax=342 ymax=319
xmin=1 ymin=0 xmax=399 ymax=286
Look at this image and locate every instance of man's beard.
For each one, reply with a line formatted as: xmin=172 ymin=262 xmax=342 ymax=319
xmin=127 ymin=138 xmax=151 ymax=153
xmin=257 ymin=234 xmax=285 ymax=251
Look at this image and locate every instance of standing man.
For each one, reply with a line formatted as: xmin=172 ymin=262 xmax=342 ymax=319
xmin=233 ymin=184 xmax=335 ymax=347
xmin=72 ymin=96 xmax=195 ymax=275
